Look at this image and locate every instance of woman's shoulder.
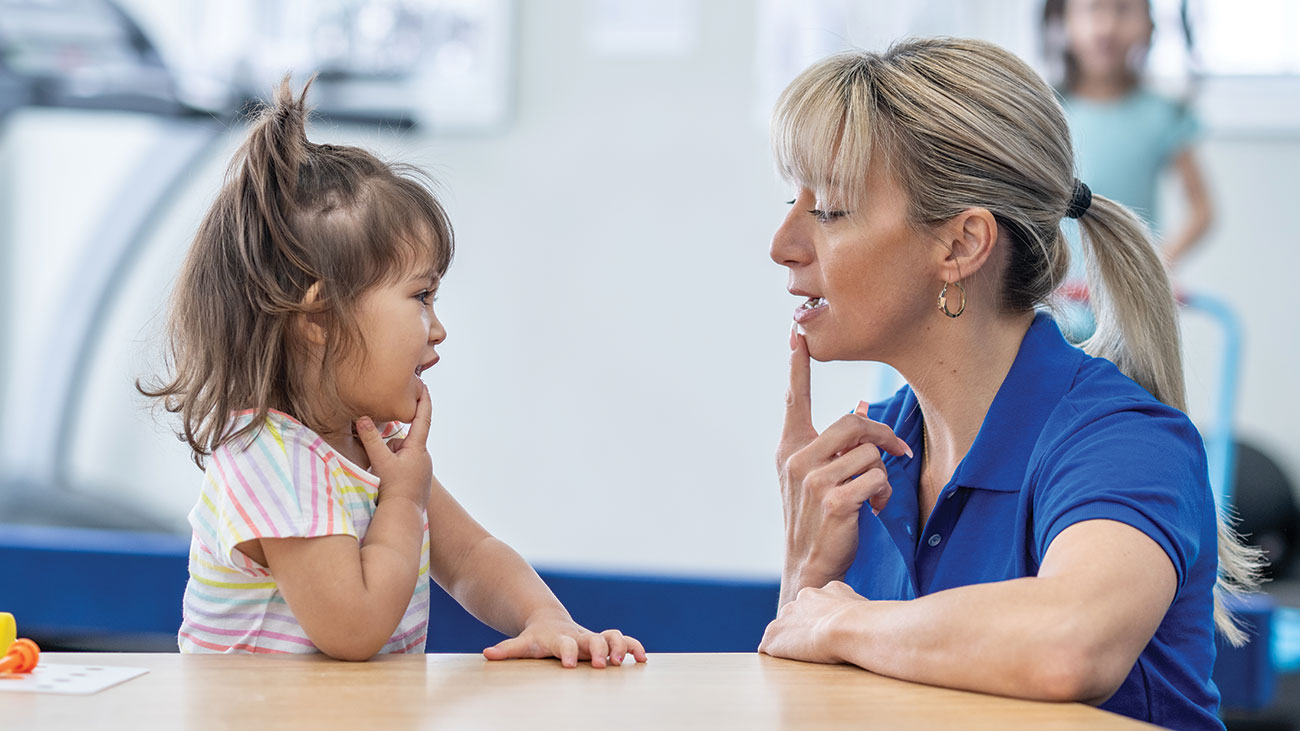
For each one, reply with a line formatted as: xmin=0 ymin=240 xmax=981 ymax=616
xmin=1042 ymin=351 xmax=1205 ymax=465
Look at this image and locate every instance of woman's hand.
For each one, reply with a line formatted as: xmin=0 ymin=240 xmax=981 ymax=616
xmin=482 ymin=608 xmax=647 ymax=668
xmin=759 ymin=580 xmax=868 ymax=664
xmin=779 ymin=328 xmax=910 ymax=604
xmin=357 ymin=381 xmax=434 ymax=509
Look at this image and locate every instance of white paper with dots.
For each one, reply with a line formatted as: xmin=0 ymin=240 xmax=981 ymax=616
xmin=0 ymin=663 xmax=148 ymax=694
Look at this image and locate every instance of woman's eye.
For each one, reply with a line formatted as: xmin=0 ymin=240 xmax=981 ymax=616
xmin=808 ymin=209 xmax=849 ymax=223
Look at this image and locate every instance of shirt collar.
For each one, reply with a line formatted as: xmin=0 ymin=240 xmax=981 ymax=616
xmin=946 ymin=312 xmax=1083 ymax=492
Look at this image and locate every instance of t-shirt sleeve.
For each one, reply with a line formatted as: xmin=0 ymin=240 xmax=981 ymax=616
xmin=1159 ymin=104 xmax=1201 ymax=166
xmin=1031 ymin=403 xmax=1210 ymax=592
xmin=206 ymin=421 xmax=357 ymax=567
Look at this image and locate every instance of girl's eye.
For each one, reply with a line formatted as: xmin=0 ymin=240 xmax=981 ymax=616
xmin=808 ymin=209 xmax=849 ymax=223
xmin=415 ymin=290 xmax=435 ymax=306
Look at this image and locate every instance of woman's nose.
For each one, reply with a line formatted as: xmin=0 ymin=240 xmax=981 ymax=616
xmin=770 ymin=205 xmax=812 ymax=269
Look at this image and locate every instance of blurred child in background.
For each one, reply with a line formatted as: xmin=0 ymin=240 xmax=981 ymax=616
xmin=1043 ymin=0 xmax=1213 ymax=274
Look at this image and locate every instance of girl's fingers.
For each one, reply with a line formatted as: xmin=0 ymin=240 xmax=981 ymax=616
xmin=354 ymin=417 xmax=388 ymax=462
xmin=556 ymin=635 xmax=579 ymax=669
xmin=483 ymin=636 xmax=534 ymax=661
xmin=404 ymin=381 xmax=433 ymax=448
xmin=625 ymin=635 xmax=647 ymax=662
xmin=586 ymin=633 xmax=610 ymax=669
xmin=601 ymin=630 xmax=627 ymax=665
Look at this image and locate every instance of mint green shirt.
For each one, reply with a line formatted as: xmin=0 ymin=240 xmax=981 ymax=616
xmin=1061 ymin=89 xmax=1200 ymax=279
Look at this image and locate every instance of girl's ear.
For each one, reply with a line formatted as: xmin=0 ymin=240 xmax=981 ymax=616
xmin=936 ymin=207 xmax=999 ymax=285
xmin=298 ymin=281 xmax=328 ymax=345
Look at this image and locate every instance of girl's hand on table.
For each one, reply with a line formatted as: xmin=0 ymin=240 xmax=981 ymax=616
xmin=759 ymin=580 xmax=868 ymax=664
xmin=482 ymin=609 xmax=647 ymax=668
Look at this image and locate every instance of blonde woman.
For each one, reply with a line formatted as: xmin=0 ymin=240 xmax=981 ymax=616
xmin=758 ymin=39 xmax=1257 ymax=730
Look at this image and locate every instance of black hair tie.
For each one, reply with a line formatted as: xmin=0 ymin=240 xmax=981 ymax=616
xmin=1065 ymin=179 xmax=1092 ymax=219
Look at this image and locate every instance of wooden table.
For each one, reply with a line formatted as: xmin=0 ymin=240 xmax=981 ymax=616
xmin=5 ymin=652 xmax=1154 ymax=729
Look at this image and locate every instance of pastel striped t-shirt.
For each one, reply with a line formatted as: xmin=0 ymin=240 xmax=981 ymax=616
xmin=179 ymin=409 xmax=430 ymax=654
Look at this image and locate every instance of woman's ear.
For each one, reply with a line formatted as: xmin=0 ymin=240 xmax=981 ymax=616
xmin=937 ymin=207 xmax=999 ymax=284
xmin=298 ymin=281 xmax=328 ymax=346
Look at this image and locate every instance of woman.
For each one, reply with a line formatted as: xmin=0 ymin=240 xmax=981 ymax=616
xmin=756 ymin=38 xmax=1257 ymax=730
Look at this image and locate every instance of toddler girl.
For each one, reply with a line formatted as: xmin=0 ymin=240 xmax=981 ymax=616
xmin=141 ymin=78 xmax=645 ymax=666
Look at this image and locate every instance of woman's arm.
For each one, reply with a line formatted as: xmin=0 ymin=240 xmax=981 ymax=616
xmin=426 ymin=478 xmax=646 ymax=667
xmin=1160 ymin=148 xmax=1213 ymax=267
xmin=760 ymin=518 xmax=1177 ymax=704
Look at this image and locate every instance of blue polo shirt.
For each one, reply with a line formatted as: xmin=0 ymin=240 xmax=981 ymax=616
xmin=852 ymin=312 xmax=1221 ymax=729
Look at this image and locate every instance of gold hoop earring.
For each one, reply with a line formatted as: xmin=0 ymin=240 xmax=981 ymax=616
xmin=938 ymin=281 xmax=966 ymax=318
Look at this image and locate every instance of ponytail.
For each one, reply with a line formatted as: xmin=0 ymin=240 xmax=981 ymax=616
xmin=1076 ymin=195 xmax=1263 ymax=646
xmin=1075 ymin=195 xmax=1185 ymax=410
xmin=238 ymin=74 xmax=318 ymax=295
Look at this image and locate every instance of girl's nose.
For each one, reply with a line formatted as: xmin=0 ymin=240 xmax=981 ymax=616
xmin=428 ymin=312 xmax=447 ymax=345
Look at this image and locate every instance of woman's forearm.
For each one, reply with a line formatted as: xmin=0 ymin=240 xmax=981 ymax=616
xmin=829 ymin=577 xmax=1131 ymax=704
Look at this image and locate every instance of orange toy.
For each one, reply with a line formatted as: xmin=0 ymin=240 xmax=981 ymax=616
xmin=0 ymin=638 xmax=40 ymax=675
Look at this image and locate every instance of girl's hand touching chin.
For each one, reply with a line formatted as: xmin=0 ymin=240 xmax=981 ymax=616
xmin=482 ymin=608 xmax=647 ymax=668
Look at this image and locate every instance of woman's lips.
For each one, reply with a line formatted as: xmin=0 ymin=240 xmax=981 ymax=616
xmin=793 ymin=296 xmax=828 ymax=324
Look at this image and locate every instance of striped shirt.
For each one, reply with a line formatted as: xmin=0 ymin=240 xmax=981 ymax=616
xmin=179 ymin=409 xmax=430 ymax=655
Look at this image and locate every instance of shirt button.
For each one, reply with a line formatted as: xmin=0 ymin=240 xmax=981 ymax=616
xmin=928 ymin=533 xmax=942 ymax=547
xmin=904 ymin=524 xmax=913 ymax=535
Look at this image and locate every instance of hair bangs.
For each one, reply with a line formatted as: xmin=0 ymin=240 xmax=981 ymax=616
xmin=364 ymin=170 xmax=454 ymax=287
xmin=771 ymin=52 xmax=877 ymax=211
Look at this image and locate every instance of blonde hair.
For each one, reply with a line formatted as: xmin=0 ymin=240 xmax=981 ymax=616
xmin=139 ymin=77 xmax=454 ymax=468
xmin=772 ymin=37 xmax=1260 ymax=644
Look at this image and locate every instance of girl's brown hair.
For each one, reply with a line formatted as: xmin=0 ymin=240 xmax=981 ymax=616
xmin=773 ymin=37 xmax=1260 ymax=645
xmin=139 ymin=76 xmax=453 ymax=468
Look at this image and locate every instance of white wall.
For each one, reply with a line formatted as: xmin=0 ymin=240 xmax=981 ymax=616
xmin=2 ymin=0 xmax=1296 ymax=580
xmin=1173 ymin=136 xmax=1300 ymax=489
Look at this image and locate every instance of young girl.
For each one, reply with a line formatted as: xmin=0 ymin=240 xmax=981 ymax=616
xmin=1043 ymin=0 xmax=1213 ymax=270
xmin=140 ymin=78 xmax=646 ymax=666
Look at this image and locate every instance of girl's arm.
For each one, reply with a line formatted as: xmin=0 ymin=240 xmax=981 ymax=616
xmin=760 ymin=518 xmax=1177 ymax=704
xmin=1161 ymin=148 xmax=1213 ymax=266
xmin=242 ymin=385 xmax=436 ymax=661
xmin=425 ymin=479 xmax=646 ymax=667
